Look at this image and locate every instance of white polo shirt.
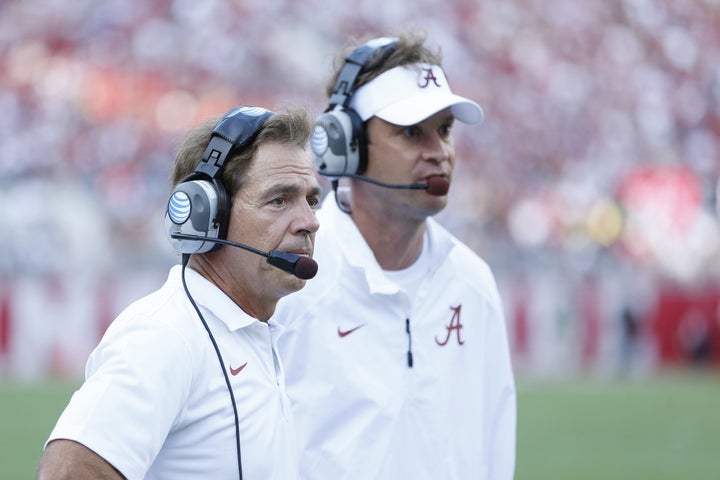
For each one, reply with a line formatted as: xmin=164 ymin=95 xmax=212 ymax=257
xmin=273 ymin=194 xmax=516 ymax=480
xmin=46 ymin=265 xmax=298 ymax=480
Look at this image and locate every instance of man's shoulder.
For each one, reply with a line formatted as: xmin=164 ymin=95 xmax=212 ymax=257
xmin=104 ymin=268 xmax=197 ymax=344
xmin=117 ymin=271 xmax=185 ymax=320
xmin=428 ymin=220 xmax=500 ymax=297
xmin=428 ymin=219 xmax=492 ymax=270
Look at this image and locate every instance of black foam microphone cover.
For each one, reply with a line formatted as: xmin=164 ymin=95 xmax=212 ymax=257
xmin=293 ymin=256 xmax=319 ymax=280
xmin=426 ymin=176 xmax=450 ymax=196
xmin=267 ymin=251 xmax=318 ymax=280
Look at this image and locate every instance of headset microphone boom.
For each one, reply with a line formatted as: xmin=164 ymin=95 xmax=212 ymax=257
xmin=170 ymin=233 xmax=318 ymax=280
xmin=339 ymin=173 xmax=450 ymax=196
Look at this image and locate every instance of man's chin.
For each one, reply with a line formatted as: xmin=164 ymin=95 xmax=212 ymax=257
xmin=275 ymin=274 xmax=307 ymax=296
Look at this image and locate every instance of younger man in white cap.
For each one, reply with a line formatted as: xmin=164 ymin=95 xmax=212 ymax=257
xmin=273 ymin=29 xmax=516 ymax=480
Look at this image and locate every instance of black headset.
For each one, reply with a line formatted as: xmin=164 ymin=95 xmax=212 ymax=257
xmin=165 ymin=106 xmax=274 ymax=254
xmin=311 ymin=37 xmax=399 ymax=178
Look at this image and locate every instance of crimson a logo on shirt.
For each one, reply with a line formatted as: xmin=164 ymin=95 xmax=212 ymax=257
xmin=418 ymin=67 xmax=441 ymax=88
xmin=435 ymin=305 xmax=464 ymax=346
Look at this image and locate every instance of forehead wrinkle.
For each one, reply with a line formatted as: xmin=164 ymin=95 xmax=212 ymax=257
xmin=266 ymin=183 xmax=301 ymax=198
xmin=249 ymin=159 xmax=315 ymax=182
xmin=259 ymin=180 xmax=319 ymax=203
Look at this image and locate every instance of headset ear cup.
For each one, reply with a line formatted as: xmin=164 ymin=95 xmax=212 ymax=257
xmin=212 ymin=177 xmax=230 ymax=242
xmin=346 ymin=108 xmax=367 ymax=174
xmin=311 ymin=108 xmax=366 ymax=177
xmin=166 ymin=178 xmax=225 ymax=254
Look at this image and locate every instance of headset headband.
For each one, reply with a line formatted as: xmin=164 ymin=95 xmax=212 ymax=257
xmin=327 ymin=37 xmax=399 ymax=110
xmin=194 ymin=106 xmax=275 ymax=180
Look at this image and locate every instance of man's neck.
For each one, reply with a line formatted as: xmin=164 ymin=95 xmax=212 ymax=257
xmin=188 ymin=256 xmax=276 ymax=322
xmin=351 ymin=206 xmax=427 ymax=271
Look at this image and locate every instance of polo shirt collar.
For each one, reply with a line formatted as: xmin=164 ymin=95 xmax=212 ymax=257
xmin=320 ymin=193 xmax=454 ymax=294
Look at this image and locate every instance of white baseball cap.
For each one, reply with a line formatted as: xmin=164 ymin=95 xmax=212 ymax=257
xmin=349 ymin=63 xmax=484 ymax=126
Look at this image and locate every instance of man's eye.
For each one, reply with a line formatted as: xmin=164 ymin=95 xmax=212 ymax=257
xmin=271 ymin=197 xmax=286 ymax=206
xmin=402 ymin=126 xmax=419 ymax=138
xmin=308 ymin=197 xmax=319 ymax=208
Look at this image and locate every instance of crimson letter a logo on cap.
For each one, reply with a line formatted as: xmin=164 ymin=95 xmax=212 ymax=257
xmin=419 ymin=68 xmax=441 ymax=88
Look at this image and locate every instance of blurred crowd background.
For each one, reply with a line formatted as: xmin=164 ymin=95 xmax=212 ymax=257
xmin=1 ymin=0 xmax=719 ymax=381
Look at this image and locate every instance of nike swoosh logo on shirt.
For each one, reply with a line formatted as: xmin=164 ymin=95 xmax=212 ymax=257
xmin=337 ymin=324 xmax=366 ymax=338
xmin=230 ymin=362 xmax=248 ymax=376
